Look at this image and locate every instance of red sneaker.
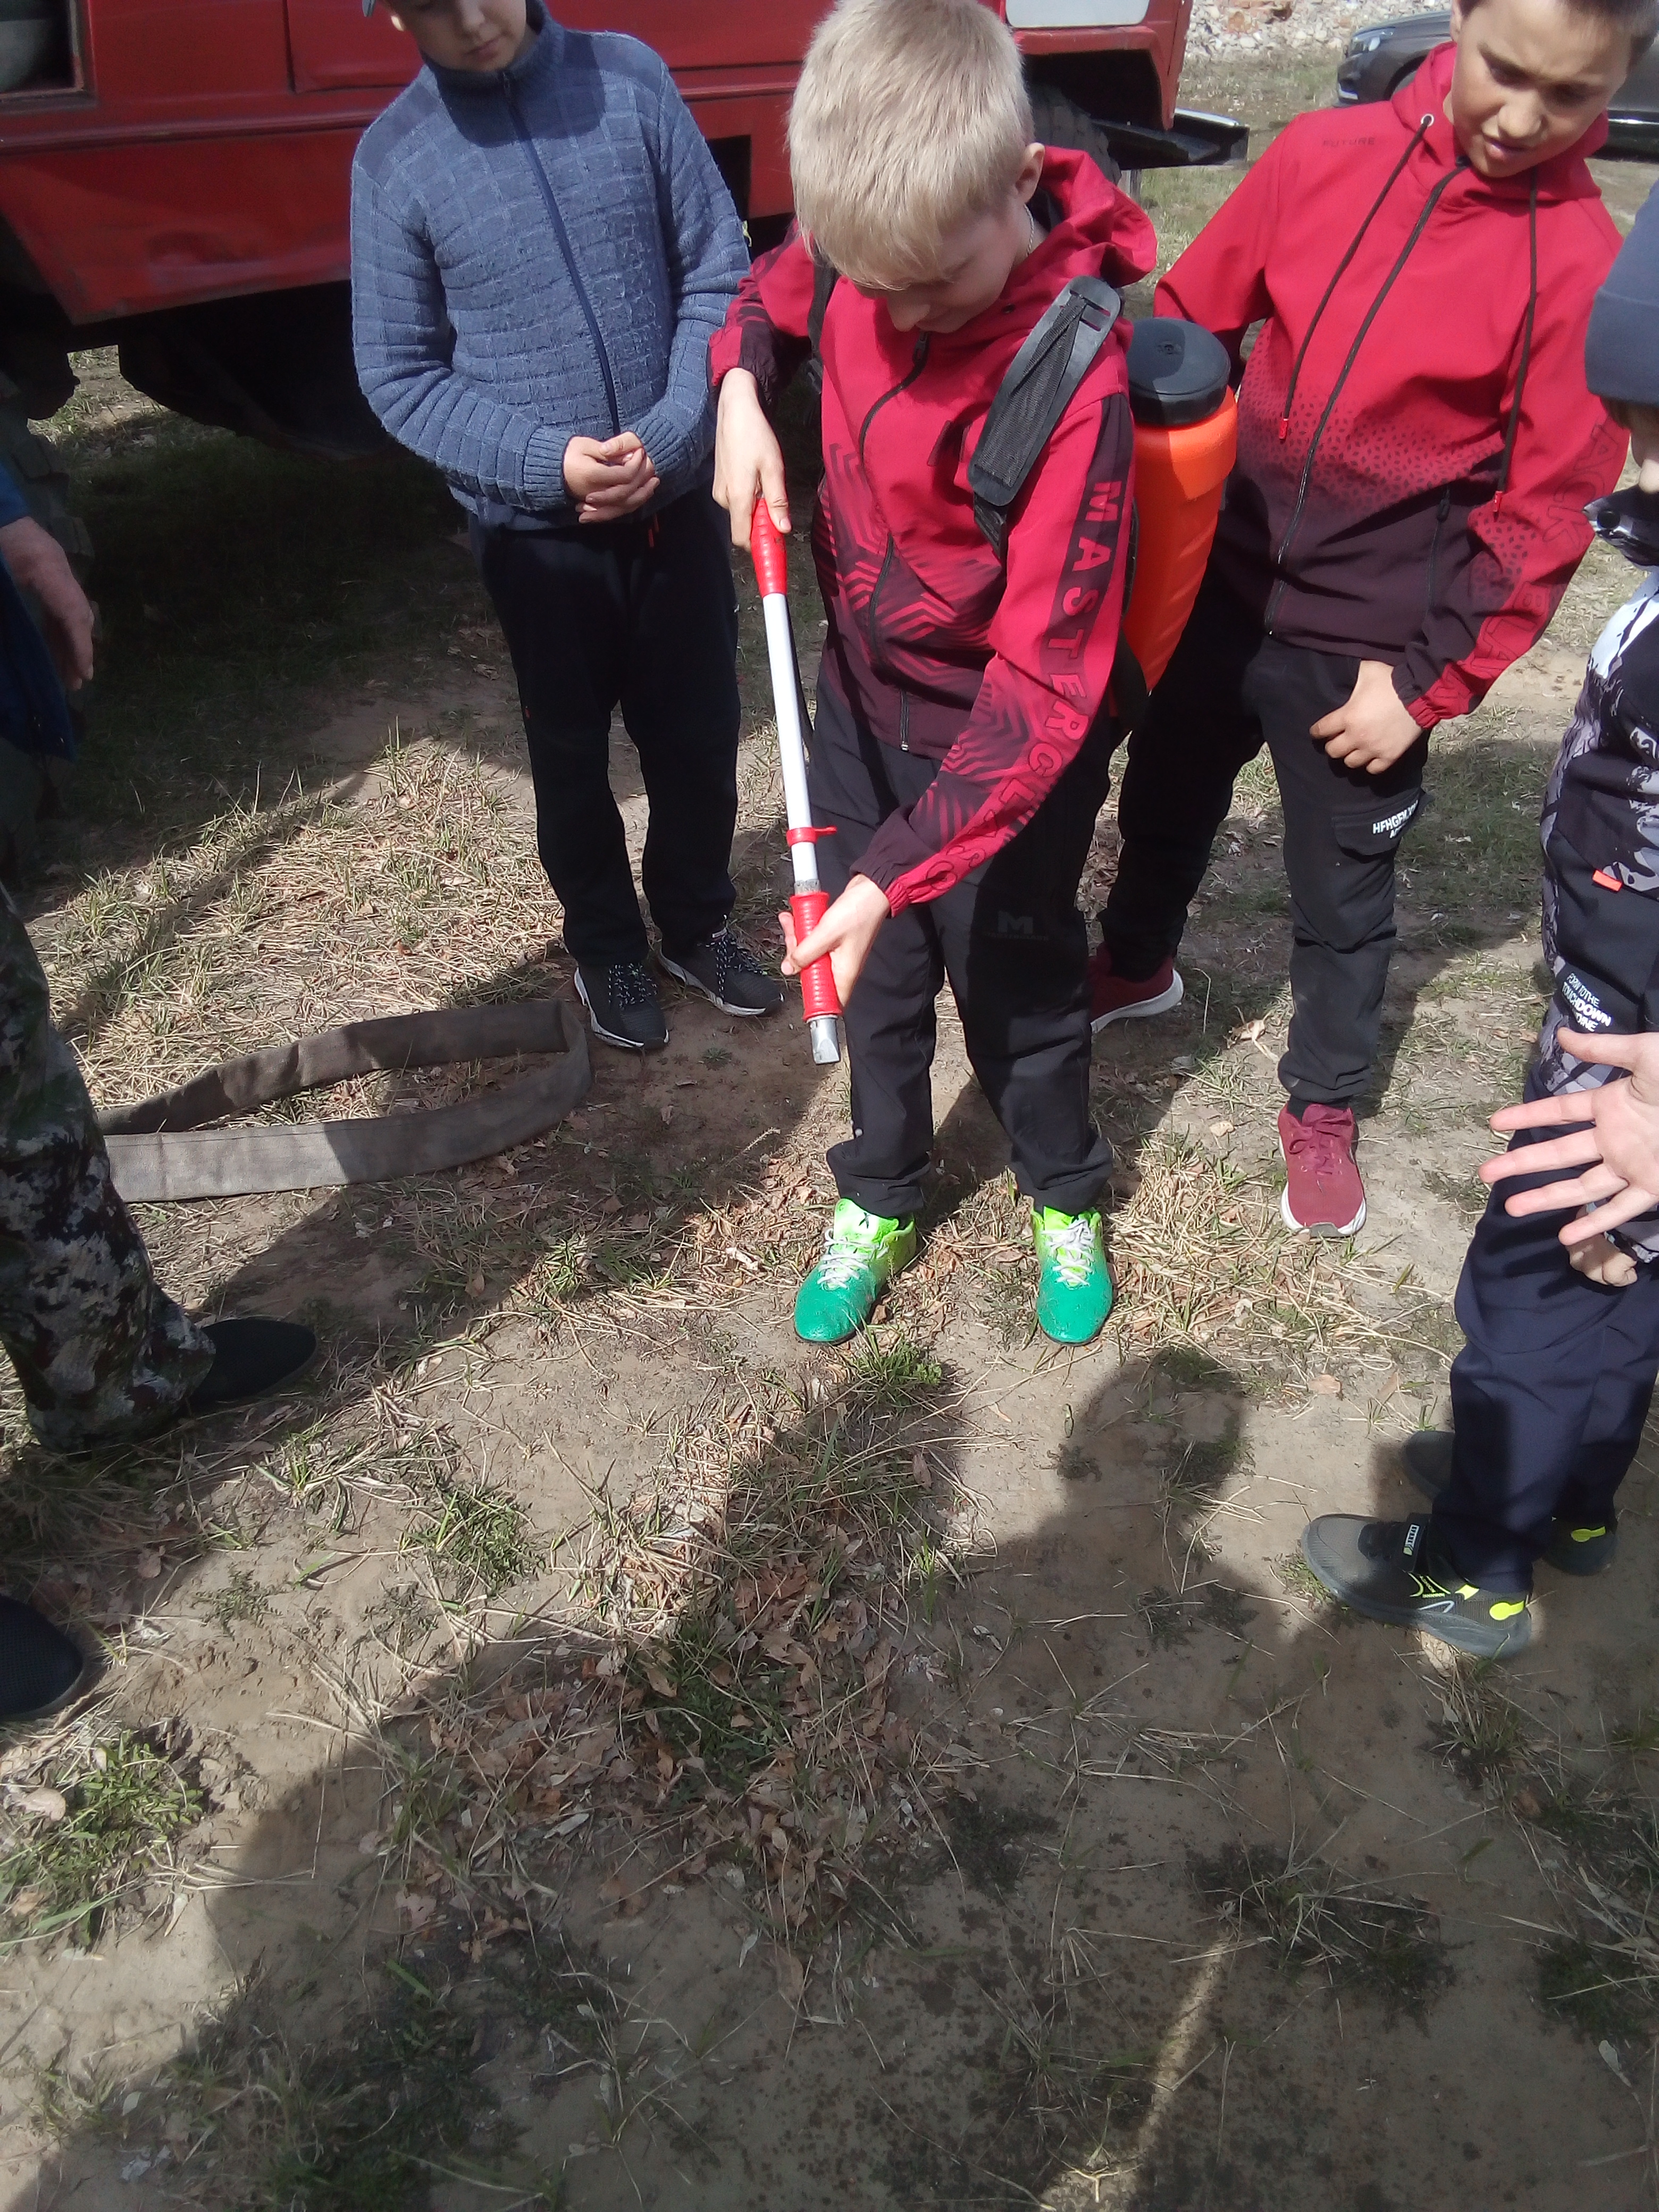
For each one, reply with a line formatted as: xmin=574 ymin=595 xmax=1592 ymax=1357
xmin=1089 ymin=946 xmax=1184 ymax=1033
xmin=1278 ymin=1103 xmax=1366 ymax=1236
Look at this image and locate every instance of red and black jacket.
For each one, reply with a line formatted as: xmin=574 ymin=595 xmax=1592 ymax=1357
xmin=1160 ymin=45 xmax=1627 ymax=728
xmin=709 ymin=148 xmax=1156 ymax=911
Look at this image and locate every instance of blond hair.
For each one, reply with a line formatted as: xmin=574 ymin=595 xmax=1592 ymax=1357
xmin=789 ymin=0 xmax=1033 ymax=289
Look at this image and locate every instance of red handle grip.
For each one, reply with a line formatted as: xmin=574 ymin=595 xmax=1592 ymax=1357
xmin=789 ymin=890 xmax=842 ymax=1021
xmin=751 ymin=499 xmax=788 ymax=598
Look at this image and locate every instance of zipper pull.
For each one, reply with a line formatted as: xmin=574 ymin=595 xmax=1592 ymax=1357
xmin=1278 ymin=416 xmax=1289 ymax=441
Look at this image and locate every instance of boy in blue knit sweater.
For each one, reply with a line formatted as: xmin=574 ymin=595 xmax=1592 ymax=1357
xmin=351 ymin=0 xmax=782 ymax=1049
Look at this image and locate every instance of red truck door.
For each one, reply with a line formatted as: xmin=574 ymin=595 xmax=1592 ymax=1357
xmin=284 ymin=2 xmax=823 ymax=93
xmin=284 ymin=1 xmax=826 ymax=214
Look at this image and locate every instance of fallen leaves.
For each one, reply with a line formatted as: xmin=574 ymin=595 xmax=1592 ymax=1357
xmin=14 ymin=1787 xmax=66 ymax=1824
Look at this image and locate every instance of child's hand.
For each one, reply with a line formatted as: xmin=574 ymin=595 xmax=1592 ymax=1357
xmin=563 ymin=433 xmax=659 ymax=522
xmin=0 ymin=514 xmax=94 ymax=688
xmin=1482 ymin=1028 xmax=1659 ymax=1253
xmin=713 ymin=370 xmax=790 ymax=550
xmin=1568 ymin=1229 xmax=1638 ymax=1286
xmin=780 ymin=874 xmax=890 ymax=1006
xmin=1310 ymin=660 xmax=1424 ymax=774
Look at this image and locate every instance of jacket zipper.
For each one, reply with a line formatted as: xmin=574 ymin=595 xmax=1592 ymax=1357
xmin=858 ymin=335 xmax=931 ymax=462
xmin=858 ymin=336 xmax=931 ymax=692
xmin=1424 ymin=485 xmax=1452 ymax=616
xmin=1266 ymin=160 xmax=1462 ymax=632
xmin=506 ymin=81 xmax=621 ymax=437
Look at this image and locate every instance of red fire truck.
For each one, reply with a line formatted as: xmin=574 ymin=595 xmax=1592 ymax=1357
xmin=0 ymin=1 xmax=1241 ymax=470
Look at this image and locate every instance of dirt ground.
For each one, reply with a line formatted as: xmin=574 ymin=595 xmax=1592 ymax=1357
xmin=5 ymin=48 xmax=1659 ymax=2212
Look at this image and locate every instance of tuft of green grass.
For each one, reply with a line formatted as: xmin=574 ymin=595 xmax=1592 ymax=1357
xmin=1194 ymin=1844 xmax=1452 ymax=2020
xmin=205 ymin=1568 xmax=269 ymax=1632
xmin=842 ymin=1335 xmax=943 ymax=1409
xmin=1537 ymin=1935 xmax=1649 ymax=2045
xmin=404 ymin=1473 xmax=534 ymax=1599
xmin=1609 ymin=1711 xmax=1659 ymax=1757
xmin=1434 ymin=1659 xmax=1527 ymax=1791
xmin=977 ymin=1259 xmax=1039 ymax=1350
xmin=943 ymin=1796 xmax=1055 ymax=1898
xmin=197 ymin=1974 xmax=515 ymax=2212
xmin=1138 ymin=1587 xmax=1193 ymax=1650
xmin=0 ymin=1729 xmax=203 ymax=1948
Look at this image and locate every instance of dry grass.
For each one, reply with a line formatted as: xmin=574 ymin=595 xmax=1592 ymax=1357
xmin=40 ymin=738 xmax=558 ymax=1121
xmin=1105 ymin=1129 xmax=1450 ymax=1390
xmin=355 ymin=1336 xmax=964 ymax=1951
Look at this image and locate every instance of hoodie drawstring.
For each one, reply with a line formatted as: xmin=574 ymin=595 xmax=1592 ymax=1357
xmin=1279 ymin=112 xmax=1434 ymax=440
xmin=1492 ymin=170 xmax=1540 ymax=513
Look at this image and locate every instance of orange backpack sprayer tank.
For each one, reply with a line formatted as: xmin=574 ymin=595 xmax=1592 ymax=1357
xmin=1120 ymin=318 xmax=1237 ymax=694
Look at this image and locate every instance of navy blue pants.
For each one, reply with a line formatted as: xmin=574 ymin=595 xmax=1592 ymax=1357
xmin=1432 ymin=1117 xmax=1659 ymax=1593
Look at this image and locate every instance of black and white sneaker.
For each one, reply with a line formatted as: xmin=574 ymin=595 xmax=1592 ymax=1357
xmin=1401 ymin=1429 xmax=1619 ymax=1577
xmin=659 ymin=927 xmax=784 ymax=1018
xmin=576 ymin=961 xmax=668 ymax=1052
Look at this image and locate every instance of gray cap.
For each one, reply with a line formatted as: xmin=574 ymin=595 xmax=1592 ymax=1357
xmin=1587 ymin=179 xmax=1659 ymax=407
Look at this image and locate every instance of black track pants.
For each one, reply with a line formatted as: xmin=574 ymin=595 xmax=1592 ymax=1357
xmin=1434 ymin=1114 xmax=1659 ymax=1593
xmin=1100 ymin=572 xmax=1429 ymax=1107
xmin=809 ymin=674 xmax=1115 ymax=1222
xmin=472 ymin=490 xmax=741 ymax=968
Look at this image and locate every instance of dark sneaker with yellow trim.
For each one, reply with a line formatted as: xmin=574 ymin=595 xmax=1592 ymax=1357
xmin=1300 ymin=1514 xmax=1533 ymax=1658
xmin=1400 ymin=1429 xmax=1619 ymax=1577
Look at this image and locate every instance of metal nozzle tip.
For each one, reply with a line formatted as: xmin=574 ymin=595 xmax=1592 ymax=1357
xmin=809 ymin=1016 xmax=841 ymax=1065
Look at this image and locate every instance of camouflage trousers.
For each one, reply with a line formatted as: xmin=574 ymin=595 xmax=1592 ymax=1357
xmin=0 ymin=887 xmax=211 ymax=1449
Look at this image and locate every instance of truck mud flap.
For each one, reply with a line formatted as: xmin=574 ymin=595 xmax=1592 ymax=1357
xmin=1100 ymin=110 xmax=1249 ymax=169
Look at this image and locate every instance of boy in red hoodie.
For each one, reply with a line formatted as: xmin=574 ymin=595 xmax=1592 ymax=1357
xmin=1091 ymin=0 xmax=1642 ymax=1236
xmin=711 ymin=0 xmax=1153 ymax=1346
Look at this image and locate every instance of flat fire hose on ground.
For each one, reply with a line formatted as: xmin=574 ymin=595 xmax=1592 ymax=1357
xmin=98 ymin=997 xmax=591 ymax=1203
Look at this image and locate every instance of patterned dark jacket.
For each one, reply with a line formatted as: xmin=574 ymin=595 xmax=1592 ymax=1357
xmin=1536 ymin=488 xmax=1659 ymax=1258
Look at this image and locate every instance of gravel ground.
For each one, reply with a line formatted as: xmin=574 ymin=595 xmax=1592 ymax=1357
xmin=1186 ymin=0 xmax=1442 ymax=62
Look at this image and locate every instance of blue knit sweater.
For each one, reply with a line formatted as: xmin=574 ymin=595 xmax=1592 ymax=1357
xmin=350 ymin=3 xmax=748 ymax=525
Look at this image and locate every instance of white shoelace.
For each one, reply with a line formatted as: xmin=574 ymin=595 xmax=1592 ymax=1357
xmin=817 ymin=1236 xmax=873 ymax=1291
xmin=1044 ymin=1217 xmax=1097 ymax=1288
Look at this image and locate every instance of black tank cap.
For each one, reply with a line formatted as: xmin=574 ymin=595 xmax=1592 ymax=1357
xmin=1126 ymin=317 xmax=1231 ymax=429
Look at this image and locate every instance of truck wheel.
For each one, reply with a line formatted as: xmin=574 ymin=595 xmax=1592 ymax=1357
xmin=1027 ymin=84 xmax=1141 ymax=203
xmin=0 ymin=378 xmax=89 ymax=889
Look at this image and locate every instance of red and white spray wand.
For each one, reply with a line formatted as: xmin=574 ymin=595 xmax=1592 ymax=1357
xmin=750 ymin=501 xmax=842 ymax=1066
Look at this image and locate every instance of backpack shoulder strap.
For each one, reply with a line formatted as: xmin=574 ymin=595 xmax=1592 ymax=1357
xmin=806 ymin=248 xmax=840 ymax=392
xmin=968 ymin=274 xmax=1123 ymax=562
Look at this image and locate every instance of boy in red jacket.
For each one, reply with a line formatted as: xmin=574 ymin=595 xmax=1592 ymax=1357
xmin=712 ymin=0 xmax=1153 ymax=1346
xmin=1091 ymin=0 xmax=1642 ymax=1236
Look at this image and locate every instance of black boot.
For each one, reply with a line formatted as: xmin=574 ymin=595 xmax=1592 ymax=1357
xmin=0 ymin=1596 xmax=86 ymax=1722
xmin=185 ymin=1317 xmax=317 ymax=1413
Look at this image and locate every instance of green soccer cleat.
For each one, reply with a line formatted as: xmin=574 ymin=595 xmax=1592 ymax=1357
xmin=1033 ymin=1206 xmax=1114 ymax=1345
xmin=794 ymin=1200 xmax=917 ymax=1344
